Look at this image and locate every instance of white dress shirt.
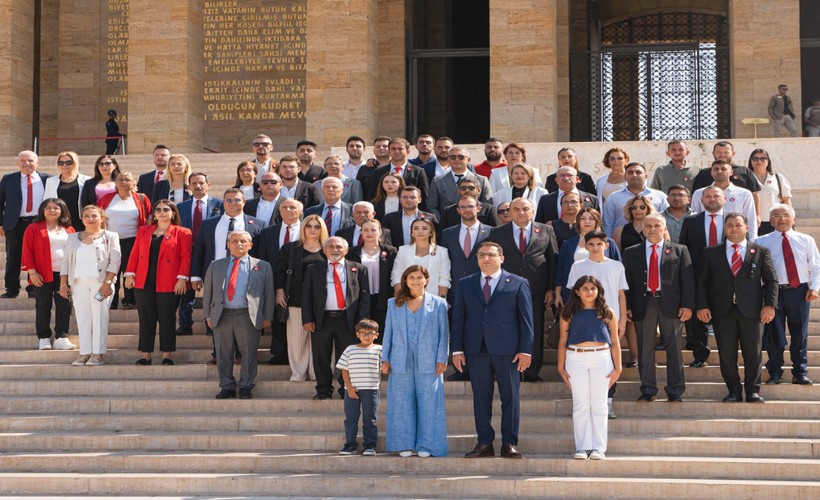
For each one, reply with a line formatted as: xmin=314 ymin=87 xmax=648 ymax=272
xmin=343 ymin=161 xmax=364 ymax=180
xmin=190 ymin=195 xmax=211 ymax=221
xmin=512 ymin=221 xmax=533 ymax=246
xmin=255 ymin=196 xmax=279 ymax=225
xmin=725 ymin=239 xmax=746 ymax=267
xmin=755 ymin=229 xmax=820 ymax=289
xmin=20 ymin=173 xmax=45 ymax=217
xmin=215 ymin=214 xmax=245 ymax=261
xmin=280 ymin=180 xmax=300 ymax=199
xmin=255 ymin=159 xmax=271 ymax=177
xmin=702 ymin=210 xmax=724 ymax=245
xmin=279 ymin=221 xmax=301 ymax=249
xmin=459 ymin=222 xmax=479 ymax=254
xmin=325 ymin=260 xmax=347 ymax=311
xmin=644 ymin=240 xmax=664 ymax=291
xmin=691 ymin=183 xmax=757 ymax=239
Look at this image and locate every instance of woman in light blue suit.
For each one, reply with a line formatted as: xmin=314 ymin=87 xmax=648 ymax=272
xmin=381 ymin=264 xmax=449 ymax=458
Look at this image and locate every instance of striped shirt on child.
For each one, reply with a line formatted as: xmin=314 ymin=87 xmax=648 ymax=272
xmin=336 ymin=344 xmax=382 ymax=390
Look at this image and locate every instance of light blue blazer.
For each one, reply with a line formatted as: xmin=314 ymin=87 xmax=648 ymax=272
xmin=382 ymin=293 xmax=449 ymax=374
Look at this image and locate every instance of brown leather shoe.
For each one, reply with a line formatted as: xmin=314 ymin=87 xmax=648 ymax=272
xmin=500 ymin=443 xmax=522 ymax=459
xmin=464 ymin=443 xmax=495 ymax=458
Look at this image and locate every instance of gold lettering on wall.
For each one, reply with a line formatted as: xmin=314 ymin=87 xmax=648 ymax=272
xmin=103 ymin=0 xmax=129 ymax=122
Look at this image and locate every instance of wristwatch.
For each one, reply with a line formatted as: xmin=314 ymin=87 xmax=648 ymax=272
xmin=104 ymin=280 xmax=113 ymax=285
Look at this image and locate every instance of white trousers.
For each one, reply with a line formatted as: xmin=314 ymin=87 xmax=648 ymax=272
xmin=286 ymin=307 xmax=315 ymax=382
xmin=71 ymin=277 xmax=112 ymax=355
xmin=772 ymin=116 xmax=799 ymax=137
xmin=566 ymin=350 xmax=613 ymax=452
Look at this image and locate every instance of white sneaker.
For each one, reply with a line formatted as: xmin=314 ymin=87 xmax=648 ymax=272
xmin=85 ymin=354 xmax=104 ymax=366
xmin=418 ymin=451 xmax=431 ymax=458
xmin=52 ymin=337 xmax=76 ymax=350
xmin=399 ymin=450 xmax=414 ymax=458
xmin=362 ymin=448 xmax=376 ymax=456
xmin=573 ymin=450 xmax=589 ymax=460
xmin=38 ymin=338 xmax=52 ymax=350
xmin=72 ymin=354 xmax=91 ymax=366
xmin=589 ymin=450 xmax=605 ymax=460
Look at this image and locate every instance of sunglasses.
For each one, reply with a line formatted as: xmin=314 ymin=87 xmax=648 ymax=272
xmin=154 ymin=207 xmax=172 ymax=213
xmin=497 ymin=208 xmax=510 ymax=214
xmin=253 ymin=142 xmax=271 ymax=147
xmin=98 ymin=161 xmax=114 ymax=167
xmin=751 ymin=156 xmax=769 ymax=162
xmin=629 ymin=205 xmax=648 ymax=211
xmin=57 ymin=160 xmax=74 ymax=166
xmin=260 ymin=179 xmax=279 ymax=185
xmin=448 ymin=154 xmax=467 ymax=160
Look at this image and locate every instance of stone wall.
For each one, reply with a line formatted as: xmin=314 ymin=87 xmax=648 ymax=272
xmin=0 ymin=0 xmax=35 ymax=154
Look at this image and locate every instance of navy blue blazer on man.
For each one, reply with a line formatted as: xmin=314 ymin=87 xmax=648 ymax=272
xmin=0 ymin=171 xmax=49 ymax=231
xmin=177 ymin=197 xmax=224 ymax=231
xmin=190 ymin=214 xmax=266 ymax=280
xmin=440 ymin=222 xmax=493 ymax=303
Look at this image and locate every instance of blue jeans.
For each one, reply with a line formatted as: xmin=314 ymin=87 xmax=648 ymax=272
xmin=344 ymin=389 xmax=379 ymax=448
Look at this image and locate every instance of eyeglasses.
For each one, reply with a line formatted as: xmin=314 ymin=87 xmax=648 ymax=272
xmin=458 ymin=185 xmax=477 ymax=191
xmin=98 ymin=161 xmax=114 ymax=167
xmin=668 ymin=193 xmax=688 ymax=198
xmin=154 ymin=207 xmax=172 ymax=213
xmin=561 ymin=200 xmax=580 ymax=206
xmin=448 ymin=154 xmax=467 ymax=160
xmin=497 ymin=208 xmax=510 ymax=214
xmin=260 ymin=179 xmax=279 ymax=185
xmin=751 ymin=156 xmax=769 ymax=162
xmin=223 ymin=198 xmax=244 ymax=204
xmin=457 ymin=205 xmax=477 ymax=210
xmin=629 ymin=205 xmax=648 ymax=211
xmin=57 ymin=160 xmax=74 ymax=166
xmin=253 ymin=142 xmax=271 ymax=147
xmin=477 ymin=252 xmax=501 ymax=259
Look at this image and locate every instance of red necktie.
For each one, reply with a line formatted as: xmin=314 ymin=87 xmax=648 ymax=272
xmin=731 ymin=243 xmax=743 ymax=277
xmin=192 ymin=200 xmax=203 ymax=240
xmin=782 ymin=233 xmax=801 ymax=287
xmin=227 ymin=258 xmax=240 ymax=301
xmin=284 ymin=225 xmax=291 ymax=245
xmin=483 ymin=275 xmax=492 ymax=304
xmin=324 ymin=205 xmax=333 ymax=233
xmin=395 ymin=166 xmax=402 ymax=176
xmin=155 ymin=171 xmax=162 ymax=183
xmin=463 ymin=226 xmax=472 ymax=258
xmin=331 ymin=263 xmax=345 ymax=309
xmin=708 ymin=214 xmax=718 ymax=246
xmin=518 ymin=227 xmax=527 ymax=254
xmin=648 ymin=244 xmax=659 ymax=293
xmin=25 ymin=175 xmax=32 ymax=212
xmin=357 ymin=230 xmax=364 ymax=246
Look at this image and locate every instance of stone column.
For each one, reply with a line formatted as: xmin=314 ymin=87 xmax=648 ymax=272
xmin=305 ymin=0 xmax=383 ymax=147
xmin=729 ymin=0 xmax=802 ymax=138
xmin=489 ymin=0 xmax=558 ymax=143
xmin=0 ymin=0 xmax=35 ymax=156
xmin=127 ymin=0 xmax=204 ymax=153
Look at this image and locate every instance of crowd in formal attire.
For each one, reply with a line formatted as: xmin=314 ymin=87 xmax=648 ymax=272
xmin=2 ymin=134 xmax=818 ymax=460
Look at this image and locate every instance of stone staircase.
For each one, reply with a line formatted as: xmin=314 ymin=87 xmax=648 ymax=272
xmin=0 ymin=153 xmax=819 ymax=497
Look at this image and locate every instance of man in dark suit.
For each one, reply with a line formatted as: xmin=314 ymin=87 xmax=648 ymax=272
xmin=408 ymin=134 xmax=435 ymax=170
xmin=440 ymin=177 xmax=501 ymax=230
xmin=624 ymin=213 xmax=695 ymax=402
xmin=380 ymin=186 xmax=438 ymax=247
xmin=679 ymin=185 xmax=726 ymax=367
xmin=244 ymin=171 xmax=285 ymax=226
xmin=278 ymin=155 xmax=322 ymax=211
xmin=256 ymin=198 xmax=303 ymax=365
xmin=697 ymin=213 xmax=778 ymax=403
xmin=427 ymin=146 xmax=493 ymax=219
xmin=176 ymin=172 xmax=224 ymax=334
xmin=365 ymin=138 xmax=430 ymax=208
xmin=302 ymin=237 xmax=370 ymax=400
xmin=452 ymin=241 xmax=533 ymax=459
xmin=295 ymin=140 xmax=327 ymax=183
xmin=136 ymin=145 xmax=170 ymax=196
xmin=356 ymin=136 xmax=391 ymax=198
xmin=336 ymin=201 xmax=392 ymax=248
xmin=488 ymin=198 xmax=558 ymax=383
xmin=0 ymin=151 xmax=49 ymax=298
xmin=535 ymin=166 xmax=597 ymax=223
xmin=303 ymin=177 xmax=354 ymax=236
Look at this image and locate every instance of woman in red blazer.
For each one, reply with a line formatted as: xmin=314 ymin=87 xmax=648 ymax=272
xmin=22 ymin=198 xmax=76 ymax=351
xmin=124 ymin=199 xmax=192 ymax=365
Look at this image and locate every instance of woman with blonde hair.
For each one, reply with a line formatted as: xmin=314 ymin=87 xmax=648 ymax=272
xmin=391 ymin=218 xmax=451 ymax=297
xmin=493 ymin=163 xmax=548 ymax=208
xmin=152 ymin=153 xmax=191 ymax=204
xmin=44 ymin=151 xmax=91 ymax=230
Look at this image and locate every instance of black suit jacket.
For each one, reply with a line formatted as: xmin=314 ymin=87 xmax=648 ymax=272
xmin=545 ymin=171 xmax=597 ymax=194
xmin=298 ymin=164 xmax=328 ymax=184
xmin=691 ymin=165 xmax=761 ymax=193
xmin=679 ymin=212 xmax=722 ymax=275
xmin=697 ymin=242 xmax=778 ymax=319
xmin=301 ymin=259 xmax=370 ymax=331
xmin=534 ymin=190 xmax=598 ymax=224
xmin=440 ymin=201 xmax=500 ymax=230
xmin=0 ymin=171 xmax=50 ymax=231
xmin=256 ymin=223 xmax=287 ymax=267
xmin=137 ymin=170 xmax=159 ymax=197
xmin=381 ymin=210 xmax=439 ymax=247
xmin=289 ymin=181 xmax=322 ymax=211
xmin=190 ymin=214 xmax=266 ymax=280
xmin=356 ymin=164 xmax=385 ymax=201
xmin=623 ymin=241 xmax=695 ymax=321
xmin=368 ymin=164 xmax=430 ymax=210
xmin=336 ymin=224 xmax=393 ymax=248
xmin=243 ymin=197 xmax=286 ymax=226
xmin=347 ymin=243 xmax=397 ymax=310
xmin=488 ymin=222 xmax=558 ymax=297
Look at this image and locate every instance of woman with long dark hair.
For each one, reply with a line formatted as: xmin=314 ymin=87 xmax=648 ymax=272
xmin=748 ymin=148 xmax=791 ymax=235
xmin=80 ymin=155 xmax=120 ymax=208
xmin=234 ymin=160 xmax=260 ymax=200
xmin=347 ymin=218 xmax=397 ymax=337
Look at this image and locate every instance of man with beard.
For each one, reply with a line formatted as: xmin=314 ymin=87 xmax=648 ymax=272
xmin=251 ymin=134 xmax=276 ymax=177
xmin=277 ymin=155 xmax=322 ymax=210
xmin=473 ymin=138 xmax=506 ymax=178
xmin=342 ymin=136 xmax=367 ymax=180
xmin=295 ymin=140 xmax=327 ymax=183
xmin=137 ymin=145 xmax=170 ymax=196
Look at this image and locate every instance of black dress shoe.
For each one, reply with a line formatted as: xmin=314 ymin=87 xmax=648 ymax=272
xmin=238 ymin=388 xmax=253 ymax=399
xmin=667 ymin=395 xmax=683 ymax=402
xmin=464 ymin=443 xmax=495 ymax=458
xmin=135 ymin=358 xmax=152 ymax=366
xmin=722 ymin=394 xmax=743 ymax=403
xmin=765 ymin=374 xmax=782 ymax=385
xmin=655 ymin=342 xmax=666 ymax=351
xmin=500 ymin=443 xmax=522 ymax=459
xmin=746 ymin=393 xmax=765 ymax=403
xmin=215 ymin=388 xmax=236 ymax=399
xmin=0 ymin=292 xmax=19 ymax=299
xmin=792 ymin=376 xmax=813 ymax=385
xmin=447 ymin=372 xmax=470 ymax=381
xmin=161 ymin=358 xmax=174 ymax=366
xmin=690 ymin=360 xmax=708 ymax=368
xmin=121 ymin=303 xmax=136 ymax=310
xmin=637 ymin=394 xmax=657 ymax=402
xmin=175 ymin=326 xmax=193 ymax=335
xmin=266 ymin=356 xmax=289 ymax=365
xmin=312 ymin=393 xmax=331 ymax=400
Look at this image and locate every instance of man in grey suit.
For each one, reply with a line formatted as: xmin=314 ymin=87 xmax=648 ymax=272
xmin=303 ymin=177 xmax=354 ymax=236
xmin=428 ymin=146 xmax=493 ymax=219
xmin=204 ymin=231 xmax=275 ymax=400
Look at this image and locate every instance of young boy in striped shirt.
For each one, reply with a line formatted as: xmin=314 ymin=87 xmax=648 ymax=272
xmin=337 ymin=319 xmax=383 ymax=456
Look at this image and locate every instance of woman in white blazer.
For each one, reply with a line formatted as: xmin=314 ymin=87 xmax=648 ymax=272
xmin=59 ymin=205 xmax=121 ymax=366
xmin=493 ymin=163 xmax=548 ymax=208
xmin=391 ymin=218 xmax=451 ymax=298
xmin=43 ymin=151 xmax=92 ymax=231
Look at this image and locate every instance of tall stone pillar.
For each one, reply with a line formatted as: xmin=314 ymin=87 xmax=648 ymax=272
xmin=0 ymin=0 xmax=35 ymax=155
xmin=729 ymin=0 xmax=802 ymax=138
xmin=127 ymin=0 xmax=204 ymax=153
xmin=305 ymin=0 xmax=382 ymax=147
xmin=489 ymin=0 xmax=558 ymax=143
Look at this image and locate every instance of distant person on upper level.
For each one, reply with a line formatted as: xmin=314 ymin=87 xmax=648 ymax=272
xmin=357 ymin=136 xmax=391 ymax=199
xmin=251 ymin=134 xmax=276 ymax=177
xmin=691 ymin=141 xmax=761 ymax=221
xmin=408 ymin=134 xmax=435 ymax=170
xmin=296 ymin=140 xmax=327 ymax=183
xmin=804 ymin=97 xmax=820 ymax=137
xmin=768 ymin=84 xmax=799 ymax=138
xmin=104 ymin=109 xmax=123 ymax=155
xmin=316 ymin=155 xmax=363 ymax=205
xmin=545 ymin=148 xmax=596 ymax=194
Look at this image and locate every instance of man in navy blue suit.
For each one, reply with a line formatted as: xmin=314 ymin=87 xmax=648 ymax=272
xmin=0 ymin=151 xmax=49 ymax=298
xmin=452 ymin=241 xmax=534 ymax=459
xmin=175 ymin=172 xmax=224 ymax=334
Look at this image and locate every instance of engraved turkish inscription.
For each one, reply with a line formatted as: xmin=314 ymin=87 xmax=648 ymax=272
xmin=103 ymin=0 xmax=129 ymax=121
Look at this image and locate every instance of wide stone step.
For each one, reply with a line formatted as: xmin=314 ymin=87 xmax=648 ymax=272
xmin=0 ymin=471 xmax=817 ymax=499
